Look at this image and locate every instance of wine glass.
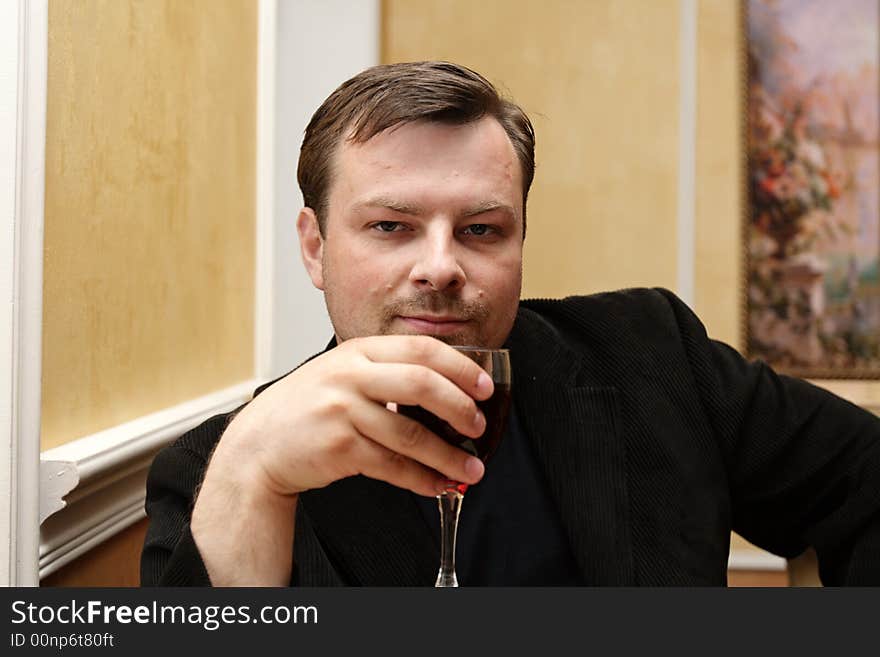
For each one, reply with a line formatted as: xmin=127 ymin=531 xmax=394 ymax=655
xmin=399 ymin=346 xmax=511 ymax=587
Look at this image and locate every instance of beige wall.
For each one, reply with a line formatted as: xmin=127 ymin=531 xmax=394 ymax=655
xmin=695 ymin=0 xmax=742 ymax=348
xmin=41 ymin=0 xmax=257 ymax=450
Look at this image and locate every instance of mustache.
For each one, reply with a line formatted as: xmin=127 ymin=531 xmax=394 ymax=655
xmin=382 ymin=293 xmax=490 ymax=322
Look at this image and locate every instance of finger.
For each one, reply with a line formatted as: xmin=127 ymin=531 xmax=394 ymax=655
xmin=353 ymin=434 xmax=480 ymax=497
xmin=351 ymin=401 xmax=485 ymax=484
xmin=355 ymin=362 xmax=486 ymax=438
xmin=357 ymin=335 xmax=494 ymax=400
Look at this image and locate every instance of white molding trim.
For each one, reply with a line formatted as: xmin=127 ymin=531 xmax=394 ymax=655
xmin=1 ymin=0 xmax=48 ymax=587
xmin=255 ymin=0 xmax=277 ymax=382
xmin=14 ymin=0 xmax=48 ymax=585
xmin=0 ymin=0 xmax=20 ymax=589
xmin=38 ymin=380 xmax=256 ymax=580
xmin=677 ymin=0 xmax=697 ymax=306
xmin=269 ymin=0 xmax=377 ymax=379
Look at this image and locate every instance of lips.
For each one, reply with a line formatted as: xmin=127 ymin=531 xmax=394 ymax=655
xmin=398 ymin=315 xmax=471 ymax=335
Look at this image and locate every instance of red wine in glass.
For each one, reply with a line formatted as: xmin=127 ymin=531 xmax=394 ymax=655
xmin=398 ymin=382 xmax=511 ymax=493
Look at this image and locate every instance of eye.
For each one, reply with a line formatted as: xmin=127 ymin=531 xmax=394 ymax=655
xmin=462 ymin=224 xmax=494 ymax=236
xmin=372 ymin=221 xmax=405 ymax=233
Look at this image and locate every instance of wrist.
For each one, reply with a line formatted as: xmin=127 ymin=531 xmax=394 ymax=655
xmin=207 ymin=405 xmax=295 ymax=497
xmin=191 ymin=435 xmax=298 ymax=587
xmin=197 ymin=436 xmax=297 ymax=517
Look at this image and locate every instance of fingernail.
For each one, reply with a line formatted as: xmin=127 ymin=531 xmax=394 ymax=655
xmin=464 ymin=457 xmax=484 ymax=482
xmin=477 ymin=371 xmax=492 ymax=393
xmin=474 ymin=410 xmax=486 ymax=432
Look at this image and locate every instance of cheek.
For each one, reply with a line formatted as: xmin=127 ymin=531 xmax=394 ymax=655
xmin=472 ymin=256 xmax=521 ymax=347
xmin=331 ymin=249 xmax=399 ymax=302
xmin=475 ymin=254 xmax=522 ymax=301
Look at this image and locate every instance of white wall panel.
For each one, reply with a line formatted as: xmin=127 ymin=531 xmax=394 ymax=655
xmin=270 ymin=0 xmax=380 ymax=379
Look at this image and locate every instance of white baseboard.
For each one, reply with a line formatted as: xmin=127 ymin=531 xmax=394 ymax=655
xmin=38 ymin=380 xmax=257 ymax=580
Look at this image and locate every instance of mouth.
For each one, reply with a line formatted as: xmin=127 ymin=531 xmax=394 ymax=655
xmin=397 ymin=315 xmax=471 ymax=336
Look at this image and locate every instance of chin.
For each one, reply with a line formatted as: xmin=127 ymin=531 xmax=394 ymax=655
xmin=389 ymin=328 xmax=479 ymax=347
xmin=430 ymin=333 xmax=482 ymax=347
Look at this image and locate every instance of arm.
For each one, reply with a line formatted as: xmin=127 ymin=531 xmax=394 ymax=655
xmin=656 ymin=288 xmax=880 ymax=584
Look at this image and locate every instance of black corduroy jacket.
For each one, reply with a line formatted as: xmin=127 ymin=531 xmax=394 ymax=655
xmin=141 ymin=288 xmax=880 ymax=586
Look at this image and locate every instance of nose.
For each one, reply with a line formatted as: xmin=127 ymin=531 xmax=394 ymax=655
xmin=408 ymin=227 xmax=466 ymax=292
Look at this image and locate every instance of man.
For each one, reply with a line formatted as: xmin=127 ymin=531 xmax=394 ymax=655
xmin=141 ymin=61 xmax=880 ymax=586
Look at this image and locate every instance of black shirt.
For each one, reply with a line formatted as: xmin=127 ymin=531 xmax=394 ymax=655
xmin=414 ymin=406 xmax=583 ymax=585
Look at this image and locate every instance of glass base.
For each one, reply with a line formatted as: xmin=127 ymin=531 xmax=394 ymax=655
xmin=435 ymin=571 xmax=459 ymax=587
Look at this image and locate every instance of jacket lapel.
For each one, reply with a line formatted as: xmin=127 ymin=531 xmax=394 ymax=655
xmin=507 ymin=307 xmax=634 ymax=585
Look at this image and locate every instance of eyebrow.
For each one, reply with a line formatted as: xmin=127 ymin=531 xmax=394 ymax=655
xmin=358 ymin=196 xmax=423 ymax=215
xmin=461 ymin=200 xmax=516 ymax=219
xmin=356 ymin=196 xmax=516 ymax=219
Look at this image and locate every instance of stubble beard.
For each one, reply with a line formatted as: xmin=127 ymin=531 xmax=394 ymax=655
xmin=378 ymin=292 xmax=493 ymax=346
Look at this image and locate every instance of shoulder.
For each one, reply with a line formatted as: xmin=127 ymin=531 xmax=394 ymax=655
xmin=513 ymin=288 xmax=715 ymax=377
xmin=519 ymin=287 xmax=701 ymax=342
xmin=521 ymin=286 xmax=683 ymax=316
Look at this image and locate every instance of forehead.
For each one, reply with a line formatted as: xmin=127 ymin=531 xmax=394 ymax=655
xmin=329 ymin=117 xmax=523 ymax=212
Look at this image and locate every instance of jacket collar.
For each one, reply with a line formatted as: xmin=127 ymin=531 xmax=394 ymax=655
xmin=298 ymin=305 xmax=633 ymax=585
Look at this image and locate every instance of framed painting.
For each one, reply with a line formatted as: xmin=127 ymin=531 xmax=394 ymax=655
xmin=744 ymin=0 xmax=880 ymax=379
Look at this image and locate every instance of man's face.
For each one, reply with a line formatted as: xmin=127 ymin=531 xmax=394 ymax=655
xmin=298 ymin=116 xmax=524 ymax=348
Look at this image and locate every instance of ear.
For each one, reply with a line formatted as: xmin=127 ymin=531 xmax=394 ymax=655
xmin=296 ymin=207 xmax=324 ymax=290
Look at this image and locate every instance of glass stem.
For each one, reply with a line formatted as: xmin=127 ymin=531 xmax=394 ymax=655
xmin=435 ymin=489 xmax=464 ymax=587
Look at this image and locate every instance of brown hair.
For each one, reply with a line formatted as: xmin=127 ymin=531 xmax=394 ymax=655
xmin=297 ymin=61 xmax=535 ymax=236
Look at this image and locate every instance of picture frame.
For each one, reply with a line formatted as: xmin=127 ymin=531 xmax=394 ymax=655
xmin=742 ymin=0 xmax=880 ymax=380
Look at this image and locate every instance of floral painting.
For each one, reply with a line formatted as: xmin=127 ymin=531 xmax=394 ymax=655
xmin=746 ymin=0 xmax=880 ymax=377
